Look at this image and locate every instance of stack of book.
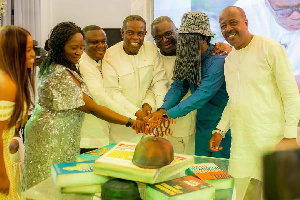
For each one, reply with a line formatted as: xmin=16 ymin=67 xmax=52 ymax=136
xmin=92 ymin=141 xmax=209 ymax=199
xmin=186 ymin=163 xmax=235 ymax=199
xmin=51 ymin=160 xmax=110 ymax=194
xmin=52 ymin=142 xmax=236 ymax=199
xmin=146 ymin=175 xmax=215 ymax=200
xmin=93 ymin=141 xmax=194 ymax=184
xmin=75 ymin=143 xmax=117 ymax=162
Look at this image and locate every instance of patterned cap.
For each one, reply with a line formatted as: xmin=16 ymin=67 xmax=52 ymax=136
xmin=177 ymin=11 xmax=214 ymax=36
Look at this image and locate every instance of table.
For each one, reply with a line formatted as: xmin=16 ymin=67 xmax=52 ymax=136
xmin=21 ymin=156 xmax=235 ymax=200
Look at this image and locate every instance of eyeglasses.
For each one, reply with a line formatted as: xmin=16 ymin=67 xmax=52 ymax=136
xmin=153 ymin=31 xmax=174 ymax=43
xmin=267 ymin=0 xmax=300 ymax=18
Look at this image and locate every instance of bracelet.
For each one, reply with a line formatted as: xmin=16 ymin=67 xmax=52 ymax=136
xmin=126 ymin=118 xmax=132 ymax=127
xmin=212 ymin=129 xmax=225 ymax=138
xmin=156 ymin=108 xmax=166 ymax=112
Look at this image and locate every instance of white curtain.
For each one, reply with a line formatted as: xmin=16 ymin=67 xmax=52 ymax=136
xmin=131 ymin=0 xmax=154 ymax=41
xmin=1 ymin=0 xmax=12 ymax=27
xmin=14 ymin=0 xmax=41 ymax=46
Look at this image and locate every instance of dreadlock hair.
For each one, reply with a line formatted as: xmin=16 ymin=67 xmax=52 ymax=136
xmin=173 ymin=33 xmax=203 ymax=86
xmin=0 ymin=25 xmax=36 ymax=129
xmin=39 ymin=22 xmax=83 ymax=77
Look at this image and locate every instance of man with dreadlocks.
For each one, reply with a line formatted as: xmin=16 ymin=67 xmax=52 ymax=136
xmin=151 ymin=16 xmax=232 ymax=155
xmin=148 ymin=11 xmax=231 ymax=158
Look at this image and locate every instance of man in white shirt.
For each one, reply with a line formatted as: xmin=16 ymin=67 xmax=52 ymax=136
xmin=150 ymin=16 xmax=196 ymax=155
xmin=234 ymin=0 xmax=300 ymax=90
xmin=210 ymin=6 xmax=300 ymax=199
xmin=79 ymin=25 xmax=135 ymax=152
xmin=102 ymin=15 xmax=168 ymax=143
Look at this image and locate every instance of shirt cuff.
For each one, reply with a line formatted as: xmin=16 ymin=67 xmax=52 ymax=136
xmin=165 ymin=106 xmax=180 ymax=119
xmin=284 ymin=125 xmax=298 ymax=138
xmin=216 ymin=120 xmax=230 ymax=134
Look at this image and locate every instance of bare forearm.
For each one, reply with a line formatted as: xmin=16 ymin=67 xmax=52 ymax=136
xmin=89 ymin=105 xmax=129 ymax=125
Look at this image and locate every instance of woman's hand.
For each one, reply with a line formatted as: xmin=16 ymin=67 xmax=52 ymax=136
xmin=0 ymin=172 xmax=10 ymax=196
xmin=131 ymin=119 xmax=145 ymax=134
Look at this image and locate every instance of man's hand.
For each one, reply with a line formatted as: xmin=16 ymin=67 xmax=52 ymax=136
xmin=131 ymin=119 xmax=145 ymax=134
xmin=144 ymin=108 xmax=167 ymax=123
xmin=142 ymin=103 xmax=152 ymax=115
xmin=209 ymin=131 xmax=223 ymax=151
xmin=135 ymin=110 xmax=148 ymax=120
xmin=275 ymin=138 xmax=299 ymax=151
xmin=211 ymin=42 xmax=232 ymax=56
xmin=135 ymin=103 xmax=152 ymax=120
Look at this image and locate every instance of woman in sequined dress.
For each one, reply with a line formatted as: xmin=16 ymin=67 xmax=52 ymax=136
xmin=21 ymin=22 xmax=143 ymax=190
xmin=0 ymin=26 xmax=36 ymax=199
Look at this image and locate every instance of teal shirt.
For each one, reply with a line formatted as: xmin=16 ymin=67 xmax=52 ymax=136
xmin=162 ymin=44 xmax=231 ymax=155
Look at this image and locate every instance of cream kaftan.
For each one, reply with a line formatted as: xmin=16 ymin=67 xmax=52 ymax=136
xmin=217 ymin=35 xmax=300 ymax=181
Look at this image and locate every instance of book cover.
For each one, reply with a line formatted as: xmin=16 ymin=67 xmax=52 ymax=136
xmin=146 ymin=175 xmax=215 ymax=200
xmin=75 ymin=143 xmax=117 ymax=162
xmin=61 ymin=184 xmax=102 ymax=194
xmin=51 ymin=160 xmax=110 ymax=187
xmin=93 ymin=141 xmax=194 ymax=184
xmin=186 ymin=163 xmax=234 ymax=189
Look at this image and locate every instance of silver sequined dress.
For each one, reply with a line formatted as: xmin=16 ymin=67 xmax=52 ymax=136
xmin=22 ymin=65 xmax=91 ymax=190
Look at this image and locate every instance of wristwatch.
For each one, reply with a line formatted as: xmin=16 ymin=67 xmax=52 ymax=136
xmin=212 ymin=129 xmax=225 ymax=138
xmin=126 ymin=118 xmax=132 ymax=127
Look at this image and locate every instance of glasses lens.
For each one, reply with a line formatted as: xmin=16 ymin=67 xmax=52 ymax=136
xmin=154 ymin=36 xmax=162 ymax=42
xmin=165 ymin=32 xmax=173 ymax=38
xmin=276 ymin=9 xmax=293 ymax=18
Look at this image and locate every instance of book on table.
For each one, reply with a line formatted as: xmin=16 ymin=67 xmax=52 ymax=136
xmin=185 ymin=163 xmax=234 ymax=189
xmin=146 ymin=175 xmax=215 ymax=200
xmin=93 ymin=141 xmax=194 ymax=184
xmin=75 ymin=143 xmax=117 ymax=162
xmin=60 ymin=184 xmax=102 ymax=194
xmin=51 ymin=160 xmax=110 ymax=187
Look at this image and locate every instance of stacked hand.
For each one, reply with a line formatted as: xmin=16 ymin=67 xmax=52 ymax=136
xmin=135 ymin=103 xmax=152 ymax=120
xmin=133 ymin=106 xmax=175 ymax=137
xmin=130 ymin=119 xmax=145 ymax=134
xmin=144 ymin=108 xmax=167 ymax=122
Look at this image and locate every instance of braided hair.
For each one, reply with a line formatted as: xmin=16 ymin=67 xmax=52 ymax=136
xmin=39 ymin=22 xmax=83 ymax=77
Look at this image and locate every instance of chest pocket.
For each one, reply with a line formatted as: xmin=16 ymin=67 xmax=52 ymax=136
xmin=117 ymin=63 xmax=135 ymax=88
xmin=138 ymin=59 xmax=154 ymax=87
xmin=117 ymin=59 xmax=154 ymax=88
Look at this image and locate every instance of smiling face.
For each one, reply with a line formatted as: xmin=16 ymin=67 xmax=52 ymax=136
xmin=84 ymin=29 xmax=107 ymax=62
xmin=152 ymin=20 xmax=177 ymax=56
xmin=64 ymin=33 xmax=85 ymax=64
xmin=219 ymin=7 xmax=251 ymax=50
xmin=25 ymin=35 xmax=35 ymax=68
xmin=268 ymin=0 xmax=300 ymax=31
xmin=121 ymin=20 xmax=146 ymax=55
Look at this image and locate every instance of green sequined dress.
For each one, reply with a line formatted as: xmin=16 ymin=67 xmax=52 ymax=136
xmin=22 ymin=65 xmax=91 ymax=190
